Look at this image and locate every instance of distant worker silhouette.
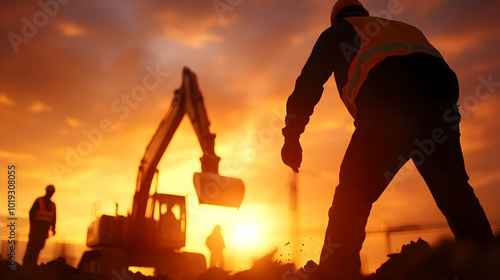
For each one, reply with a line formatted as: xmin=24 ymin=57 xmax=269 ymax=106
xmin=281 ymin=0 xmax=494 ymax=279
xmin=161 ymin=203 xmax=180 ymax=241
xmin=23 ymin=185 xmax=57 ymax=267
xmin=205 ymin=225 xmax=225 ymax=268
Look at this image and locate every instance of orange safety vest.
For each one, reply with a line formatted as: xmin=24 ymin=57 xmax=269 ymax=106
xmin=34 ymin=197 xmax=55 ymax=223
xmin=342 ymin=17 xmax=444 ymax=118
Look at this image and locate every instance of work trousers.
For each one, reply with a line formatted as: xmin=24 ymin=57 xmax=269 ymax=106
xmin=209 ymin=250 xmax=224 ymax=269
xmin=23 ymin=227 xmax=49 ymax=267
xmin=318 ymin=99 xmax=494 ymax=279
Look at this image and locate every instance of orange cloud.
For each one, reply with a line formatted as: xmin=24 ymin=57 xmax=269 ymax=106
xmin=430 ymin=29 xmax=487 ymax=57
xmin=0 ymin=150 xmax=35 ymax=160
xmin=413 ymin=0 xmax=447 ymax=17
xmin=57 ymin=21 xmax=89 ymax=37
xmin=155 ymin=8 xmax=225 ymax=48
xmin=161 ymin=25 xmax=223 ymax=48
xmin=27 ymin=101 xmax=53 ymax=113
xmin=0 ymin=93 xmax=15 ymax=106
xmin=66 ymin=117 xmax=81 ymax=127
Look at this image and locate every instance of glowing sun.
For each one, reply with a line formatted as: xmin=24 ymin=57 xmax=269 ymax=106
xmin=234 ymin=223 xmax=259 ymax=246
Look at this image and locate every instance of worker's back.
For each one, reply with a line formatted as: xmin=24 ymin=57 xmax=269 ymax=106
xmin=324 ymin=16 xmax=459 ymax=111
xmin=30 ymin=196 xmax=56 ymax=231
xmin=356 ymin=53 xmax=459 ymax=109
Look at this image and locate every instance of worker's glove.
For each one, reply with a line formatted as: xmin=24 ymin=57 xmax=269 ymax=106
xmin=281 ymin=137 xmax=302 ymax=173
xmin=281 ymin=115 xmax=308 ymax=173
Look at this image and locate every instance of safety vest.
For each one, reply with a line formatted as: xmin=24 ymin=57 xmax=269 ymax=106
xmin=34 ymin=197 xmax=55 ymax=223
xmin=342 ymin=17 xmax=444 ymax=118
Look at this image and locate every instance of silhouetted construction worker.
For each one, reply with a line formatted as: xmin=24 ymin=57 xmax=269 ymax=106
xmin=161 ymin=203 xmax=180 ymax=241
xmin=23 ymin=185 xmax=56 ymax=267
xmin=205 ymin=225 xmax=225 ymax=268
xmin=281 ymin=1 xmax=494 ymax=279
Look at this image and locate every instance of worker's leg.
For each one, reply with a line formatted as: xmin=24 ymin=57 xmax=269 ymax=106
xmin=209 ymin=253 xmax=216 ymax=268
xmin=413 ymin=104 xmax=494 ymax=242
xmin=23 ymin=228 xmax=47 ymax=267
xmin=216 ymin=251 xmax=224 ymax=269
xmin=22 ymin=236 xmax=38 ymax=267
xmin=317 ymin=112 xmax=418 ymax=279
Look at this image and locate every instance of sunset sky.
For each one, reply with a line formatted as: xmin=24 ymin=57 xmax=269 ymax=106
xmin=1 ymin=0 xmax=500 ymax=273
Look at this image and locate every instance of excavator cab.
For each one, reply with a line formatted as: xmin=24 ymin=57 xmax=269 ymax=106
xmin=146 ymin=193 xmax=186 ymax=249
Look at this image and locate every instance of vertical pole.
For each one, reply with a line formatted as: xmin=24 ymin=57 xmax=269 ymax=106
xmin=289 ymin=172 xmax=299 ymax=264
xmin=385 ymin=230 xmax=392 ymax=255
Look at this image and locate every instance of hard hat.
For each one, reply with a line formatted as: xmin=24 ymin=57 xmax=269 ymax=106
xmin=46 ymin=184 xmax=55 ymax=193
xmin=330 ymin=0 xmax=369 ymax=25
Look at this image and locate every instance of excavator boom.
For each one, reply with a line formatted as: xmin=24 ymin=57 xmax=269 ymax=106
xmin=129 ymin=67 xmax=245 ymax=244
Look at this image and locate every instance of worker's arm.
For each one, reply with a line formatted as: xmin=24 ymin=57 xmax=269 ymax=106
xmin=29 ymin=199 xmax=39 ymax=226
xmin=282 ymin=26 xmax=348 ymax=172
xmin=221 ymin=236 xmax=226 ymax=249
xmin=283 ymin=28 xmax=337 ymax=138
xmin=52 ymin=203 xmax=56 ymax=235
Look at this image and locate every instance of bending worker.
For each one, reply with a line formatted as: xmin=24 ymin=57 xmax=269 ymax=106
xmin=281 ymin=0 xmax=494 ymax=279
xmin=23 ymin=185 xmax=57 ymax=267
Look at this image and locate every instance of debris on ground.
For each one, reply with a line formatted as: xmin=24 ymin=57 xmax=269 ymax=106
xmin=368 ymin=238 xmax=500 ymax=280
xmin=0 ymin=257 xmax=155 ymax=280
xmin=2 ymin=237 xmax=499 ymax=280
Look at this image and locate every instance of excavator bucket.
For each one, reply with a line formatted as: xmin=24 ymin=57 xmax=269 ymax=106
xmin=193 ymin=172 xmax=245 ymax=208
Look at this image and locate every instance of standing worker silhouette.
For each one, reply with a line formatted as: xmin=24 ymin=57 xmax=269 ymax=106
xmin=161 ymin=203 xmax=180 ymax=241
xmin=281 ymin=0 xmax=494 ymax=279
xmin=205 ymin=225 xmax=225 ymax=268
xmin=23 ymin=185 xmax=57 ymax=267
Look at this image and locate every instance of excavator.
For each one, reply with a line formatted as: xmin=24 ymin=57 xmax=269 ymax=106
xmin=78 ymin=67 xmax=245 ymax=279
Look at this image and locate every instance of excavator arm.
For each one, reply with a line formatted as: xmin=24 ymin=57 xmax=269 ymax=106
xmin=129 ymin=67 xmax=244 ymax=239
xmin=131 ymin=83 xmax=185 ymax=227
xmin=181 ymin=68 xmax=221 ymax=174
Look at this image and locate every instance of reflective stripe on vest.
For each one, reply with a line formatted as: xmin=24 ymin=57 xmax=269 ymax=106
xmin=35 ymin=197 xmax=55 ymax=223
xmin=342 ymin=17 xmax=444 ymax=118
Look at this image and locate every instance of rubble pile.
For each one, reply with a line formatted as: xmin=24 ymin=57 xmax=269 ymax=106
xmin=195 ymin=237 xmax=500 ymax=280
xmin=2 ymin=236 xmax=499 ymax=280
xmin=0 ymin=257 xmax=155 ymax=280
xmin=368 ymin=238 xmax=500 ymax=280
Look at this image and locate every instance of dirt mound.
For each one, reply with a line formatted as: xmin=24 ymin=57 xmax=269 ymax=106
xmin=368 ymin=238 xmax=500 ymax=280
xmin=195 ymin=238 xmax=500 ymax=280
xmin=2 ymin=237 xmax=499 ymax=280
xmin=0 ymin=257 xmax=154 ymax=280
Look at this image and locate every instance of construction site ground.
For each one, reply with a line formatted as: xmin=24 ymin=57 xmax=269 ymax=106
xmin=2 ymin=235 xmax=500 ymax=280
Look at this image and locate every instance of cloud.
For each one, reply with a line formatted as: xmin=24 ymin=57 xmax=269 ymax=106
xmin=0 ymin=93 xmax=15 ymax=106
xmin=153 ymin=5 xmax=226 ymax=48
xmin=56 ymin=21 xmax=89 ymax=37
xmin=0 ymin=149 xmax=35 ymax=160
xmin=430 ymin=29 xmax=486 ymax=56
xmin=409 ymin=0 xmax=448 ymax=17
xmin=161 ymin=24 xmax=223 ymax=48
xmin=27 ymin=101 xmax=53 ymax=113
xmin=66 ymin=117 xmax=81 ymax=127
